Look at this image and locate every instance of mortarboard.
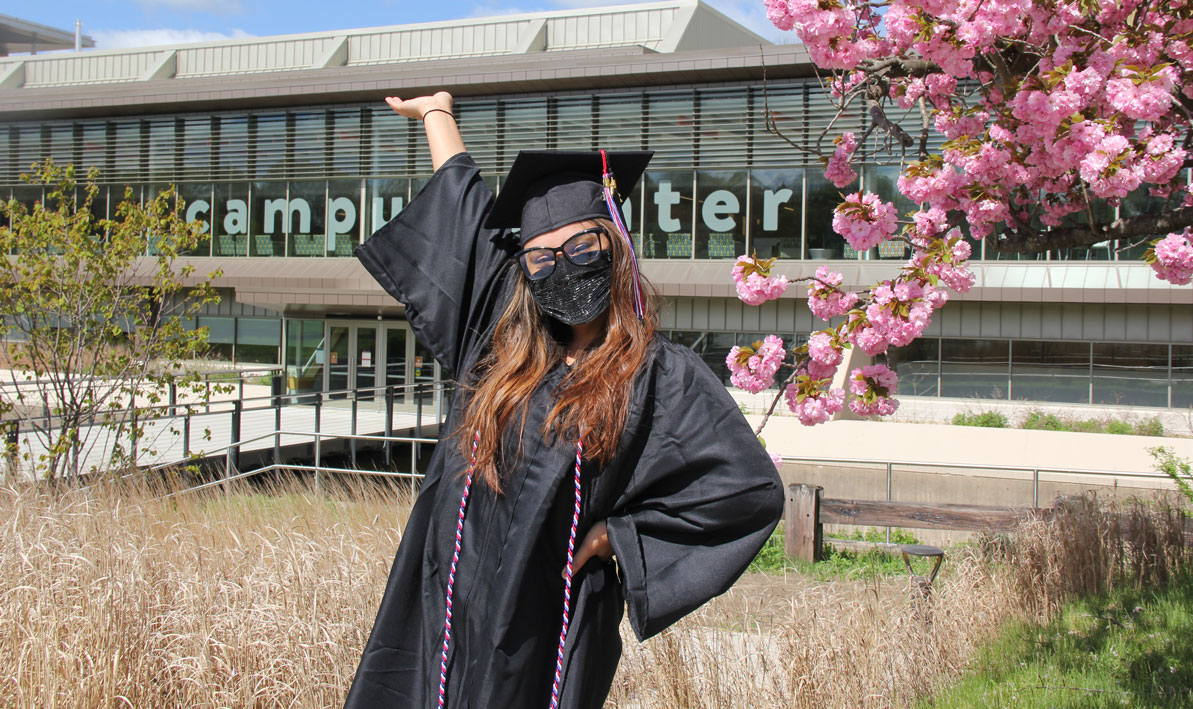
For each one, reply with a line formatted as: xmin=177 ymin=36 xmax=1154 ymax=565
xmin=484 ymin=150 xmax=653 ymax=245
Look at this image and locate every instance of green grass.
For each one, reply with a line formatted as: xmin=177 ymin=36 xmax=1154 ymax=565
xmin=924 ymin=574 xmax=1193 ymax=708
xmin=748 ymin=526 xmax=923 ymax=581
xmin=953 ymin=410 xmax=1166 ymax=437
xmin=953 ymin=411 xmax=1010 ymax=428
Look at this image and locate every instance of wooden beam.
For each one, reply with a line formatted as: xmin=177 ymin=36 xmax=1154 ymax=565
xmin=785 ymin=483 xmax=823 ymax=562
xmin=820 ymin=498 xmax=1038 ymax=532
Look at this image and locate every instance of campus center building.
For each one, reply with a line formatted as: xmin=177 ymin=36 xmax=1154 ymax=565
xmin=2 ymin=1 xmax=1192 ymax=409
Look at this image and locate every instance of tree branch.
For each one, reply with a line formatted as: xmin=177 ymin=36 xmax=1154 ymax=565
xmin=993 ymin=206 xmax=1193 ymax=254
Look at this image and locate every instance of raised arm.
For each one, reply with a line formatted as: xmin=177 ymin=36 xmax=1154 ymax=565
xmin=385 ymin=92 xmax=466 ymax=171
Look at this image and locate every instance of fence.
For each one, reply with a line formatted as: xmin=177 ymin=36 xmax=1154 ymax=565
xmin=782 ymin=482 xmax=1193 ymax=563
xmin=3 ymin=370 xmax=453 ymax=479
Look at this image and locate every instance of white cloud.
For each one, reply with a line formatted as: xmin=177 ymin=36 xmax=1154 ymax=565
xmin=92 ymin=28 xmax=255 ymax=50
xmin=466 ymin=3 xmax=545 ymax=18
xmin=138 ymin=0 xmax=244 ymax=14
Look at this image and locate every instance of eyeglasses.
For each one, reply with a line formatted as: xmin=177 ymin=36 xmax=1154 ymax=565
xmin=515 ymin=227 xmax=610 ymax=281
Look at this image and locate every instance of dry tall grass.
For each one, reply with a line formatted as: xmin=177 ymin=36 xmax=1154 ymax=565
xmin=1 ymin=477 xmax=412 ymax=707
xmin=1 ymin=479 xmax=1187 ymax=708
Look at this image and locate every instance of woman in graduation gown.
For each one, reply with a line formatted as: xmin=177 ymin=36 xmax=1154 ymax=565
xmin=345 ymin=91 xmax=785 ymax=709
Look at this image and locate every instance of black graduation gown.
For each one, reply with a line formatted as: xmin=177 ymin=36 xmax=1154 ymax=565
xmin=346 ymin=152 xmax=785 ymax=709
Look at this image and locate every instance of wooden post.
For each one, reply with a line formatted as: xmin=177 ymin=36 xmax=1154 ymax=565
xmin=785 ymin=483 xmax=823 ymax=563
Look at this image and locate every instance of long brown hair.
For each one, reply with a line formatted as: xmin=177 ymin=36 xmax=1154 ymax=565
xmin=458 ymin=217 xmax=658 ymax=493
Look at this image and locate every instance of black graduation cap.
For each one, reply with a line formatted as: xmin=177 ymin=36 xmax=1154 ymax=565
xmin=485 ymin=150 xmax=653 ymax=245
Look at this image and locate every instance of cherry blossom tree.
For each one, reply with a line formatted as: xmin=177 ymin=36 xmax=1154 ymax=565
xmin=731 ymin=0 xmax=1192 ymax=431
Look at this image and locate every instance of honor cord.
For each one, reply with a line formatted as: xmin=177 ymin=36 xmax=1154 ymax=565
xmin=437 ymin=430 xmax=480 ymax=708
xmin=549 ymin=437 xmax=584 ymax=708
xmin=436 ymin=432 xmax=585 ymax=709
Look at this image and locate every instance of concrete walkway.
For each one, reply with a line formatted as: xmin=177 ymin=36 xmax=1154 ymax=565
xmin=747 ymin=415 xmax=1193 ymax=476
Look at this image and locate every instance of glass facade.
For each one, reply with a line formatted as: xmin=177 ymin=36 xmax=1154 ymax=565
xmin=4 ymin=80 xmax=1186 ymax=262
xmin=884 ymin=337 xmax=1188 ymax=408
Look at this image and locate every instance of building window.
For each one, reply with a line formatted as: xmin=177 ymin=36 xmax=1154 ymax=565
xmin=1012 ymin=340 xmax=1090 ymax=403
xmin=642 ymin=170 xmax=693 ymax=259
xmin=887 ymin=338 xmax=940 ymax=397
xmin=806 ymin=168 xmax=857 ymax=259
xmin=749 ymin=168 xmax=802 ymax=259
xmin=236 ymin=318 xmax=281 ymax=364
xmin=286 ymin=181 xmax=327 ymax=257
xmin=286 ymin=319 xmax=325 ymax=395
xmin=695 ymin=170 xmax=746 ymax=259
xmin=1091 ymin=342 xmax=1169 ymax=407
xmin=198 ymin=316 xmax=235 ymax=361
xmin=1173 ymin=345 xmax=1193 ymax=409
xmin=941 ymin=338 xmax=1008 ymax=400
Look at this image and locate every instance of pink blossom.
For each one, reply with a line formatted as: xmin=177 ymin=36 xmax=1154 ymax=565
xmin=807 ymin=331 xmax=843 ymax=366
xmin=769 ymin=452 xmax=783 ymax=471
xmin=764 ymin=0 xmax=794 ymax=31
xmin=726 ymin=334 xmax=786 ymax=393
xmin=847 ymin=310 xmax=889 ymax=356
xmin=848 ymin=364 xmax=899 ymax=417
xmin=807 ymin=266 xmax=860 ymax=321
xmin=1149 ymin=229 xmax=1193 ymax=286
xmin=732 ymin=255 xmax=789 ymax=306
xmin=824 ymin=132 xmax=859 ymax=187
xmin=1138 ymin=132 xmax=1187 ymax=185
xmin=1079 ymin=134 xmax=1143 ymax=200
xmin=1106 ymin=66 xmax=1177 ymax=122
xmin=898 ymin=163 xmax=964 ymax=206
xmin=832 ymin=192 xmax=898 ymax=251
xmin=784 ymin=384 xmax=845 ymax=426
xmin=806 ymin=359 xmax=839 ymax=382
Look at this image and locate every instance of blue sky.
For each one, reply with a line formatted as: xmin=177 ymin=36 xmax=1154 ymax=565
xmin=10 ymin=0 xmax=793 ymax=50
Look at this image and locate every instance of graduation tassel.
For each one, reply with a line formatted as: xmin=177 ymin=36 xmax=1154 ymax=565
xmin=437 ymin=429 xmax=481 ymax=708
xmin=599 ymin=149 xmax=646 ymax=320
xmin=550 ymin=437 xmax=585 ymax=708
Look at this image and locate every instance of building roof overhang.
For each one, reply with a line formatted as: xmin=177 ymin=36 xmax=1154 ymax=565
xmin=0 ymin=0 xmax=802 ymax=119
xmin=0 ymin=14 xmax=94 ymax=56
xmin=0 ymin=42 xmax=813 ymax=120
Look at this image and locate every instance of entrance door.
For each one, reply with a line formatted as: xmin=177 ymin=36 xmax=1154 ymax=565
xmin=383 ymin=326 xmax=408 ymax=403
xmin=323 ymin=322 xmax=380 ymax=402
xmin=356 ymin=327 xmax=377 ymax=402
xmin=381 ymin=323 xmax=441 ymax=411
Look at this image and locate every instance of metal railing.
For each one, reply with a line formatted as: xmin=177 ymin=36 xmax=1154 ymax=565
xmin=776 ymin=454 xmax=1174 ymax=510
xmin=149 ymin=429 xmax=442 ymax=498
xmin=4 ymin=376 xmax=453 ymax=478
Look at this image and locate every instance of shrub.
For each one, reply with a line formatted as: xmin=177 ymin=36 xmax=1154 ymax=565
xmin=1150 ymin=446 xmax=1193 ymax=506
xmin=1104 ymin=420 xmax=1133 ymax=435
xmin=1134 ymin=417 xmax=1165 ymax=437
xmin=1021 ymin=411 xmax=1065 ymax=431
xmin=952 ymin=411 xmax=1009 ymax=428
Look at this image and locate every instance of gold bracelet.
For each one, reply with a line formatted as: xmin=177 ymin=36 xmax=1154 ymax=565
xmin=421 ymin=108 xmax=455 ymax=121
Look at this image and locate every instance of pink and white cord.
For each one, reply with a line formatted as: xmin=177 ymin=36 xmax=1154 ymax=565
xmin=549 ymin=437 xmax=584 ymax=708
xmin=437 ymin=429 xmax=480 ymax=708
xmin=435 ymin=431 xmax=586 ymax=708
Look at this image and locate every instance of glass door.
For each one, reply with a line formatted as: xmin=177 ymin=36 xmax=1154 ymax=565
xmin=326 ymin=325 xmax=351 ymax=399
xmin=384 ymin=326 xmax=408 ymax=403
xmin=356 ymin=327 xmax=377 ymax=402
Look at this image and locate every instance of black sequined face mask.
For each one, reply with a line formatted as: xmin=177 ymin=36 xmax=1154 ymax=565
xmin=525 ymin=252 xmax=612 ymax=326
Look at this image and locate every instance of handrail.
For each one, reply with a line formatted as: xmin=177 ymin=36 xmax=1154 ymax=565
xmin=8 ymin=379 xmax=454 ymax=426
xmin=775 ymin=453 xmax=1169 ymax=481
xmin=145 ymin=428 xmax=441 ymax=471
xmin=775 ymin=453 xmax=1174 ymax=509
xmin=156 ymin=462 xmax=426 ymax=499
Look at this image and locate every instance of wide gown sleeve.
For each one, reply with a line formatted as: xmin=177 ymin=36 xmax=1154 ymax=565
xmin=354 ymin=151 xmax=517 ymax=377
xmin=605 ymin=345 xmax=785 ymax=642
